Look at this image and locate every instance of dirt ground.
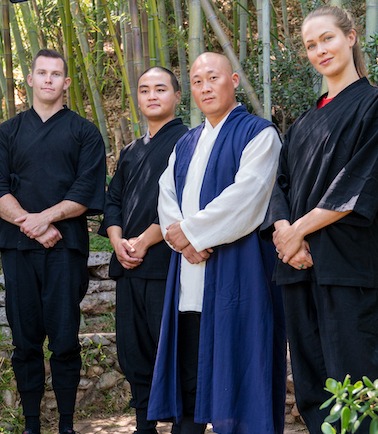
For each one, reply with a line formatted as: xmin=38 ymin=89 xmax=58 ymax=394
xmin=75 ymin=415 xmax=309 ymax=434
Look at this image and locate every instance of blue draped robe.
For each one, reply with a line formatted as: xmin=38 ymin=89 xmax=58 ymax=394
xmin=148 ymin=106 xmax=286 ymax=434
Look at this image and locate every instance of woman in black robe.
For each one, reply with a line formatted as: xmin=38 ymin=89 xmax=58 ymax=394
xmin=262 ymin=6 xmax=378 ymax=434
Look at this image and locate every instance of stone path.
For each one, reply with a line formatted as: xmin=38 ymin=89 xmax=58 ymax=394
xmin=75 ymin=415 xmax=309 ymax=434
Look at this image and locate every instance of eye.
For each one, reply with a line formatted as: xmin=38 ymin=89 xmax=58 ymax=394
xmin=192 ymin=79 xmax=201 ymax=86
xmin=157 ymin=88 xmax=166 ymax=92
xmin=307 ymin=44 xmax=315 ymax=51
xmin=324 ymin=35 xmax=333 ymax=42
xmin=209 ymin=75 xmax=217 ymax=81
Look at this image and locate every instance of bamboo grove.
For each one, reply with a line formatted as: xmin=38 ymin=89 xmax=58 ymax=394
xmin=0 ymin=0 xmax=377 ymax=153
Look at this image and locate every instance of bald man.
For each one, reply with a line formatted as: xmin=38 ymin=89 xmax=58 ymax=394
xmin=148 ymin=52 xmax=286 ymax=434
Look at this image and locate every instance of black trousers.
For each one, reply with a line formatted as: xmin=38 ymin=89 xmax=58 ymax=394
xmin=175 ymin=312 xmax=206 ymax=434
xmin=284 ymin=281 xmax=378 ymax=434
xmin=116 ymin=276 xmax=166 ymax=431
xmin=2 ymin=248 xmax=88 ymax=417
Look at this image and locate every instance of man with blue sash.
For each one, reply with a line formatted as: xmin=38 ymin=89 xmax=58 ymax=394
xmin=148 ymin=52 xmax=286 ymax=434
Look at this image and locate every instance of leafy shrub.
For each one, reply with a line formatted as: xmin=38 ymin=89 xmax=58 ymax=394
xmin=320 ymin=375 xmax=378 ymax=434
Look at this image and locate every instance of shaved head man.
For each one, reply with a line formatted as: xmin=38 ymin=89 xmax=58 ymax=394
xmin=148 ymin=52 xmax=287 ymax=434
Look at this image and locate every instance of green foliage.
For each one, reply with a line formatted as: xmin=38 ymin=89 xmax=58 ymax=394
xmin=242 ymin=42 xmax=320 ymax=133
xmin=89 ymin=231 xmax=113 ymax=252
xmin=363 ymin=33 xmax=378 ymax=85
xmin=320 ymin=375 xmax=378 ymax=434
xmin=0 ymin=331 xmax=23 ymax=433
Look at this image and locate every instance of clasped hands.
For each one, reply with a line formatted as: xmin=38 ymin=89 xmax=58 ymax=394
xmin=15 ymin=212 xmax=62 ymax=249
xmin=273 ymin=220 xmax=313 ymax=270
xmin=113 ymin=236 xmax=148 ymax=270
xmin=165 ymin=222 xmax=213 ymax=264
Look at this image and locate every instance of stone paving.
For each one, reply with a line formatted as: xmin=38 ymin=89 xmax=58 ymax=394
xmin=75 ymin=415 xmax=309 ymax=434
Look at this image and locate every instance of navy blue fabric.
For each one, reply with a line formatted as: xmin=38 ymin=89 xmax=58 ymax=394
xmin=148 ymin=106 xmax=286 ymax=434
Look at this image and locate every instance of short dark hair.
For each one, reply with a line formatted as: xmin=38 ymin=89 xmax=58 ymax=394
xmin=31 ymin=49 xmax=68 ymax=77
xmin=138 ymin=66 xmax=181 ymax=92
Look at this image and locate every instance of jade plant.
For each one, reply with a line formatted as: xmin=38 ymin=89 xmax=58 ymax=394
xmin=320 ymin=375 xmax=378 ymax=434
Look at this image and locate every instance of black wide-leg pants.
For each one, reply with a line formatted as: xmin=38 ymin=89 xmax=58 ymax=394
xmin=2 ymin=248 xmax=88 ymax=417
xmin=116 ymin=276 xmax=166 ymax=431
xmin=284 ymin=281 xmax=378 ymax=434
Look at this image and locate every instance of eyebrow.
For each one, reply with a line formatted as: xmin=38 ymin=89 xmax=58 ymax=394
xmin=138 ymin=83 xmax=168 ymax=89
xmin=305 ymin=30 xmax=333 ymax=43
xmin=35 ymin=68 xmax=63 ymax=74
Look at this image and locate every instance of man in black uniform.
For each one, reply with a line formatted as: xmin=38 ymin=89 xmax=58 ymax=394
xmin=99 ymin=67 xmax=188 ymax=434
xmin=0 ymin=49 xmax=106 ymax=434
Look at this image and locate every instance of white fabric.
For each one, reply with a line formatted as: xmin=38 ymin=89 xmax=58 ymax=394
xmin=158 ymin=117 xmax=281 ymax=312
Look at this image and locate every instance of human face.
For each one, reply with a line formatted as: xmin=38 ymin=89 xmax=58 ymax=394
xmin=302 ymin=15 xmax=356 ymax=80
xmin=27 ymin=56 xmax=71 ymax=106
xmin=137 ymin=69 xmax=181 ymax=123
xmin=190 ymin=53 xmax=239 ymax=127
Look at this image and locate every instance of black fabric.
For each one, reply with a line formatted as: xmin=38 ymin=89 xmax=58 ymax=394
xmin=99 ymin=118 xmax=188 ymax=279
xmin=2 ymin=249 xmax=88 ymax=414
xmin=177 ymin=312 xmax=201 ymax=417
xmin=116 ymin=277 xmax=166 ymax=410
xmin=0 ymin=106 xmax=106 ymax=255
xmin=261 ymin=78 xmax=378 ymax=287
xmin=284 ymin=281 xmax=378 ymax=434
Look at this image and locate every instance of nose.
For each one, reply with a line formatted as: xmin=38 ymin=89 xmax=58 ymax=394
xmin=317 ymin=43 xmax=327 ymax=56
xmin=148 ymin=90 xmax=158 ymax=99
xmin=201 ymin=80 xmax=212 ymax=93
xmin=45 ymin=74 xmax=52 ymax=83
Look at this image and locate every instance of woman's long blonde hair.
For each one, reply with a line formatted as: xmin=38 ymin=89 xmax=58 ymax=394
xmin=302 ymin=6 xmax=367 ymax=78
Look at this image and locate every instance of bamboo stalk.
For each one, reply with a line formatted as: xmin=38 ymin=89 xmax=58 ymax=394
xmin=129 ymin=0 xmax=143 ymax=79
xmin=70 ymin=0 xmax=110 ymax=151
xmin=2 ymin=0 xmax=15 ymax=117
xmin=19 ymin=1 xmax=40 ymax=57
xmin=101 ymin=0 xmax=140 ymax=138
xmin=173 ymin=0 xmax=190 ymax=101
xmin=200 ymin=0 xmax=264 ymax=117
xmin=9 ymin=5 xmax=32 ymax=105
xmin=189 ymin=0 xmax=202 ymax=127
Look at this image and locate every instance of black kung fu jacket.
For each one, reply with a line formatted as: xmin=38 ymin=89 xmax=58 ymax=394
xmin=99 ymin=118 xmax=188 ymax=279
xmin=0 ymin=106 xmax=106 ymax=256
xmin=261 ymin=78 xmax=378 ymax=288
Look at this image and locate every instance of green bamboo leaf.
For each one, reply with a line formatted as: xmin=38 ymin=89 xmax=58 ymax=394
xmin=321 ymin=422 xmax=336 ymax=434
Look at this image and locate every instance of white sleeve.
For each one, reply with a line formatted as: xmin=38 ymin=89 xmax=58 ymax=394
xmin=181 ymin=126 xmax=281 ymax=251
xmin=157 ymin=148 xmax=184 ymax=240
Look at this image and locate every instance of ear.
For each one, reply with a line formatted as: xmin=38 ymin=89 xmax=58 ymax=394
xmin=232 ymin=72 xmax=240 ymax=89
xmin=175 ymin=90 xmax=182 ymax=105
xmin=348 ymin=28 xmax=357 ymax=47
xmin=63 ymin=77 xmax=71 ymax=90
xmin=26 ymin=73 xmax=33 ymax=88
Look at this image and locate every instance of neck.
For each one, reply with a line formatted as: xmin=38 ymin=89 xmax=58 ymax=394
xmin=325 ymin=68 xmax=360 ymax=99
xmin=33 ymin=100 xmax=65 ymax=122
xmin=148 ymin=115 xmax=175 ymax=138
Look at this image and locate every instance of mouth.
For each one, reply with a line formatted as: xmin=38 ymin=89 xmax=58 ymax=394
xmin=147 ymin=104 xmax=160 ymax=108
xmin=320 ymin=57 xmax=333 ymax=66
xmin=202 ymin=97 xmax=214 ymax=103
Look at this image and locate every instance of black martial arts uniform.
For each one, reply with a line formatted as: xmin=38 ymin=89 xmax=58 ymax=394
xmin=0 ymin=106 xmax=106 ymax=429
xmin=99 ymin=118 xmax=188 ymax=433
xmin=262 ymin=78 xmax=378 ymax=434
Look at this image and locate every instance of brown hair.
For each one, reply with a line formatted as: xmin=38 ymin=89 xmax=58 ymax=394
xmin=32 ymin=49 xmax=68 ymax=77
xmin=303 ymin=6 xmax=367 ymax=78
